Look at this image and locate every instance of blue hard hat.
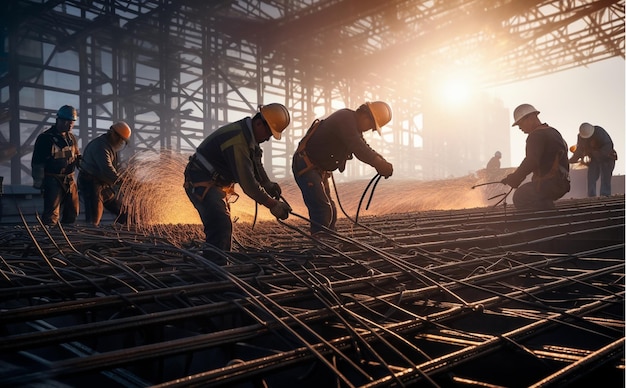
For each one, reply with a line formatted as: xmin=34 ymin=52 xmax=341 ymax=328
xmin=57 ymin=105 xmax=77 ymax=121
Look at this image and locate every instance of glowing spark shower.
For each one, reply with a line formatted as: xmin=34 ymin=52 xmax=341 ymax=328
xmin=116 ymin=150 xmax=504 ymax=237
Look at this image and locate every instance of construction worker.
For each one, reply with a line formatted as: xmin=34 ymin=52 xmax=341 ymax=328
xmin=568 ymin=122 xmax=617 ymax=197
xmin=31 ymin=105 xmax=81 ymax=225
xmin=486 ymin=151 xmax=502 ymax=171
xmin=78 ymin=121 xmax=132 ymax=226
xmin=292 ymin=101 xmax=394 ymax=235
xmin=484 ymin=150 xmax=503 ymax=189
xmin=184 ymin=103 xmax=292 ymax=261
xmin=501 ymin=104 xmax=570 ymax=210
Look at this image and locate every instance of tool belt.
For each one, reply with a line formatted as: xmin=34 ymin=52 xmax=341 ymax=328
xmin=184 ymin=180 xmax=215 ymax=201
xmin=185 ymin=152 xmax=239 ymax=201
xmin=295 ymin=119 xmax=321 ymax=177
xmin=184 ymin=180 xmax=238 ymax=202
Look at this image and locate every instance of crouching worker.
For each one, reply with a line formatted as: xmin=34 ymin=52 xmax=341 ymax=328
xmin=501 ymin=104 xmax=570 ymax=210
xmin=78 ymin=121 xmax=132 ymax=226
xmin=184 ymin=104 xmax=292 ymax=264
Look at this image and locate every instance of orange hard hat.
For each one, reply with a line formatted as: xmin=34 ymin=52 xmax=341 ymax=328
xmin=260 ymin=104 xmax=290 ymax=140
xmin=111 ymin=121 xmax=132 ymax=140
xmin=365 ymin=101 xmax=392 ymax=135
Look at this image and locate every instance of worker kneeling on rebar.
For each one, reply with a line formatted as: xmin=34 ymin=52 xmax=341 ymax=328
xmin=184 ymin=104 xmax=292 ymax=263
xmin=501 ymin=104 xmax=570 ymax=210
xmin=292 ymin=101 xmax=394 ymax=236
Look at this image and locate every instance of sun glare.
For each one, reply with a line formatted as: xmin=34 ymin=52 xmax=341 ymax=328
xmin=441 ymin=78 xmax=471 ymax=104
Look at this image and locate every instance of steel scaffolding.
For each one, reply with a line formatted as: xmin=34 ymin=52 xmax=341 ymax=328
xmin=0 ymin=0 xmax=624 ymax=184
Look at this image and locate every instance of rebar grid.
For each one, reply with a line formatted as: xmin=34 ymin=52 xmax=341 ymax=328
xmin=0 ymin=196 xmax=623 ymax=387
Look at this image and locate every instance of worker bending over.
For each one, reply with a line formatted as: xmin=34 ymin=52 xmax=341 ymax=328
xmin=293 ymin=101 xmax=394 ymax=235
xmin=184 ymin=104 xmax=292 ymax=263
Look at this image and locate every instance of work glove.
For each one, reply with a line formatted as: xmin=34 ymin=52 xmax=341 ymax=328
xmin=264 ymin=181 xmax=282 ymax=199
xmin=270 ymin=200 xmax=291 ymax=220
xmin=373 ymin=157 xmax=393 ymax=178
xmin=500 ymin=174 xmax=521 ymax=189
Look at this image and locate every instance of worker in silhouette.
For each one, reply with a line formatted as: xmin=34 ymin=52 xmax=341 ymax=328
xmin=292 ymin=101 xmax=394 ymax=235
xmin=501 ymin=104 xmax=570 ymax=210
xmin=485 ymin=150 xmax=502 ymax=182
xmin=486 ymin=151 xmax=502 ymax=171
xmin=78 ymin=121 xmax=132 ymax=226
xmin=31 ymin=105 xmax=81 ymax=225
xmin=184 ymin=104 xmax=292 ymax=263
xmin=568 ymin=122 xmax=617 ymax=197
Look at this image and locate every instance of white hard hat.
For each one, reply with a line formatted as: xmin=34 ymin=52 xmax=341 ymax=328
xmin=512 ymin=104 xmax=539 ymax=126
xmin=579 ymin=122 xmax=595 ymax=138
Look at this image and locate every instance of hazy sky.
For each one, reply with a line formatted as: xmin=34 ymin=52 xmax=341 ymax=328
xmin=486 ymin=57 xmax=625 ymax=176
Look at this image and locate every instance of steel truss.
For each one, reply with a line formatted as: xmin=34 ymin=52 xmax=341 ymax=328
xmin=0 ymin=0 xmax=623 ymax=184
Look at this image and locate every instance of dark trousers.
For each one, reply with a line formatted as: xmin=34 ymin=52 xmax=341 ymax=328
xmin=292 ymin=153 xmax=337 ymax=234
xmin=587 ymin=158 xmax=615 ymax=197
xmin=512 ymin=177 xmax=570 ymax=210
xmin=78 ymin=173 xmax=127 ymax=226
xmin=41 ymin=174 xmax=79 ymax=226
xmin=184 ymin=180 xmax=233 ymax=251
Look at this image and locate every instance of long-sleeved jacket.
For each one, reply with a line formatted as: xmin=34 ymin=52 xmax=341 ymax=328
xmin=506 ymin=124 xmax=569 ymax=188
xmin=32 ymin=125 xmax=80 ymax=183
xmin=569 ymin=125 xmax=615 ymax=163
xmin=187 ymin=117 xmax=274 ymax=206
xmin=80 ymin=133 xmax=121 ymax=185
xmin=303 ymin=109 xmax=382 ymax=172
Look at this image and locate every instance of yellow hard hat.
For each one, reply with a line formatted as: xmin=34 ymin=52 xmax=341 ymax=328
xmin=512 ymin=103 xmax=539 ymax=126
xmin=260 ymin=103 xmax=290 ymax=140
xmin=365 ymin=101 xmax=392 ymax=135
xmin=111 ymin=121 xmax=132 ymax=140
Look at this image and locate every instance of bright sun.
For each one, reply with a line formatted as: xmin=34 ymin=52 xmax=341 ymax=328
xmin=441 ymin=78 xmax=471 ymax=104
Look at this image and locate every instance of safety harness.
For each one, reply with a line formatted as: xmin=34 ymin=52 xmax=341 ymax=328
xmin=533 ymin=147 xmax=570 ymax=199
xmin=184 ymin=153 xmax=238 ymax=202
xmin=295 ymin=119 xmax=321 ymax=177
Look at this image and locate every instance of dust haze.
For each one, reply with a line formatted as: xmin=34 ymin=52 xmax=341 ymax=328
xmin=118 ymin=151 xmax=508 ymax=229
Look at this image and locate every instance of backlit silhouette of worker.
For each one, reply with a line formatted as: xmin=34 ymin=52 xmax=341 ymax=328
xmin=78 ymin=121 xmax=132 ymax=226
xmin=31 ymin=105 xmax=81 ymax=225
xmin=568 ymin=122 xmax=617 ymax=197
xmin=501 ymin=104 xmax=570 ymax=210
xmin=293 ymin=101 xmax=393 ymax=235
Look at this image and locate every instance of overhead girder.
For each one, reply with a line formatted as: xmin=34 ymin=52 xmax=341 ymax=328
xmin=0 ymin=0 xmax=623 ymax=184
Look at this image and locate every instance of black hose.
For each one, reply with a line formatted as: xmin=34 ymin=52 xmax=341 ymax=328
xmin=471 ymin=181 xmax=504 ymax=189
xmin=352 ymin=174 xmax=380 ymax=224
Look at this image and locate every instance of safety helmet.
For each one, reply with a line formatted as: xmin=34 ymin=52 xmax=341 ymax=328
xmin=365 ymin=101 xmax=392 ymax=135
xmin=579 ymin=122 xmax=595 ymax=139
xmin=57 ymin=105 xmax=77 ymax=121
xmin=260 ymin=103 xmax=290 ymax=140
xmin=495 ymin=151 xmax=502 ymax=158
xmin=111 ymin=121 xmax=132 ymax=140
xmin=512 ymin=103 xmax=539 ymax=126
